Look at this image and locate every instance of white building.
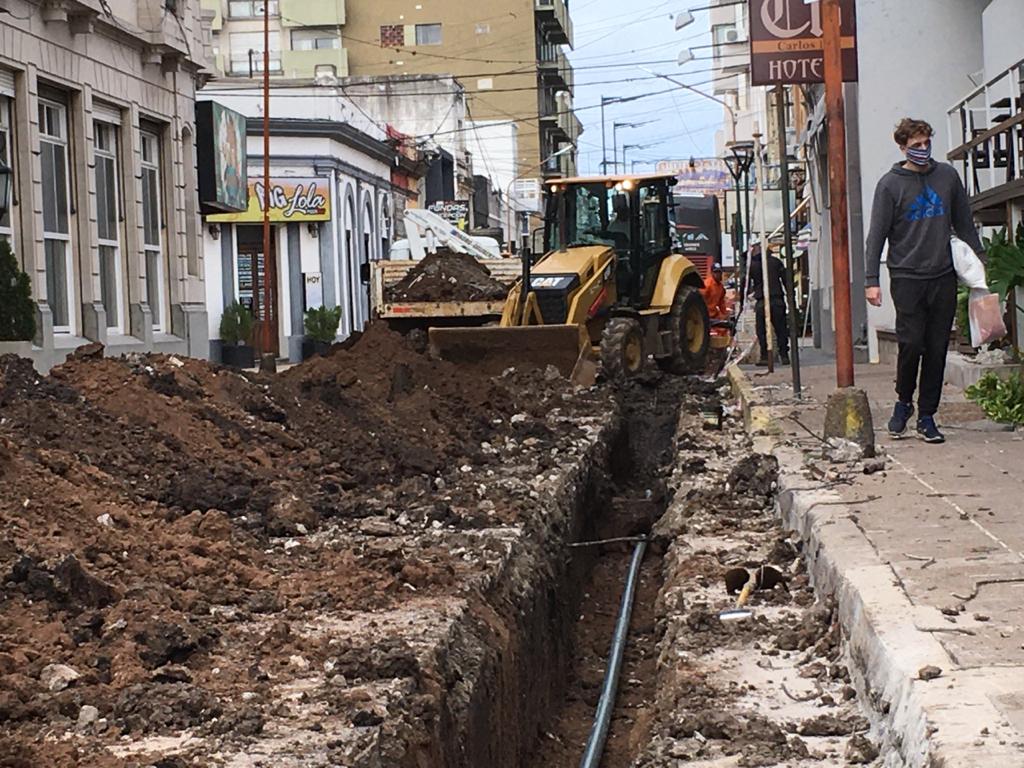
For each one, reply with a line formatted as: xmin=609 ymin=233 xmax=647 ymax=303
xmin=200 ymin=87 xmax=421 ymax=363
xmin=0 ymin=0 xmax=212 ymax=370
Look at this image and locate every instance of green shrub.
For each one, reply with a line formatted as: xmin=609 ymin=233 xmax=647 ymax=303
xmin=304 ymin=305 xmax=342 ymax=345
xmin=220 ymin=301 xmax=254 ymax=346
xmin=966 ymin=371 xmax=1024 ymax=425
xmin=984 ymin=223 xmax=1024 ymax=300
xmin=0 ymin=239 xmax=36 ymax=342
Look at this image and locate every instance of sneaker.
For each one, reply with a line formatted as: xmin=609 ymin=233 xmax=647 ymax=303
xmin=887 ymin=401 xmax=914 ymax=438
xmin=916 ymin=416 xmax=945 ymax=444
xmin=779 ymin=351 xmax=791 ymax=365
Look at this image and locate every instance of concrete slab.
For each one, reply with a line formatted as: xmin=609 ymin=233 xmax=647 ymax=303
xmin=730 ymin=352 xmax=1024 ymax=767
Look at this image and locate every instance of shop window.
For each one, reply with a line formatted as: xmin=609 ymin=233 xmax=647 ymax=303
xmin=141 ymin=129 xmax=165 ymax=331
xmin=0 ymin=95 xmax=12 ymax=247
xmin=94 ymin=121 xmax=124 ymax=330
xmin=415 ymin=24 xmax=442 ymax=46
xmin=39 ymin=98 xmax=73 ymax=332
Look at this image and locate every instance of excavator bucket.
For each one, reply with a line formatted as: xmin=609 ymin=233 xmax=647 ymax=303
xmin=428 ymin=325 xmax=598 ymax=386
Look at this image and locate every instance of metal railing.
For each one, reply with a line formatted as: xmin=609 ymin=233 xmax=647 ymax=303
xmin=947 ymin=57 xmax=1024 ymax=205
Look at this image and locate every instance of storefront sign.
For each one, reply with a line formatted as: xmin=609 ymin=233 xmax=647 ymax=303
xmin=750 ymin=0 xmax=858 ymax=85
xmin=196 ymin=101 xmax=248 ymax=214
xmin=208 ymin=178 xmax=331 ymax=223
xmin=428 ymin=200 xmax=470 ymax=230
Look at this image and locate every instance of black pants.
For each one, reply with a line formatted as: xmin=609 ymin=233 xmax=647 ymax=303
xmin=755 ymin=300 xmax=789 ymax=357
xmin=891 ymin=272 xmax=957 ymax=417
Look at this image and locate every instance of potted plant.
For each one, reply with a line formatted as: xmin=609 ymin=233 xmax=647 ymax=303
xmin=219 ymin=301 xmax=256 ymax=368
xmin=984 ymin=224 xmax=1024 ymax=356
xmin=0 ymin=239 xmax=36 ymax=356
xmin=303 ymin=305 xmax=342 ymax=359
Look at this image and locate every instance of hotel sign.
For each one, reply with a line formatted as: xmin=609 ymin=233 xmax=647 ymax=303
xmin=750 ymin=0 xmax=858 ymax=85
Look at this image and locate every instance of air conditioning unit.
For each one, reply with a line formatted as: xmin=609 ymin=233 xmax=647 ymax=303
xmin=725 ymin=28 xmax=741 ymax=43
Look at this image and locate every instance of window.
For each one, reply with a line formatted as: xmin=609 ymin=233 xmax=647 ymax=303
xmin=229 ymin=31 xmax=281 ymax=75
xmin=94 ymin=122 xmax=123 ymax=331
xmin=0 ymin=96 xmax=12 ymax=246
xmin=415 ymin=23 xmax=442 ymax=46
xmin=379 ymin=24 xmax=403 ymax=48
xmin=227 ymin=0 xmax=277 ymax=18
xmin=39 ymin=98 xmax=73 ymax=332
xmin=141 ymin=129 xmax=165 ymax=331
xmin=291 ymin=28 xmax=341 ymax=51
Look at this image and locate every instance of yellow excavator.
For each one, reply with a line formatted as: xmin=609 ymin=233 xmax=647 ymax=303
xmin=428 ymin=173 xmax=710 ymax=383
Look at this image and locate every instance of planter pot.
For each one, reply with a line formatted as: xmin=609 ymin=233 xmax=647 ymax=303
xmin=221 ymin=344 xmax=255 ymax=369
xmin=301 ymin=339 xmax=332 ymax=360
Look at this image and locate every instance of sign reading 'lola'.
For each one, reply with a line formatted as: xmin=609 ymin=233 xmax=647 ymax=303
xmin=208 ymin=178 xmax=331 ymax=223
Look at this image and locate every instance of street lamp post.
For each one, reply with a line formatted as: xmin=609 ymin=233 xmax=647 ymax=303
xmin=726 ymin=141 xmax=754 ymax=313
xmin=600 ymin=96 xmax=615 ymax=174
xmin=640 ymin=67 xmax=737 ymax=144
xmin=613 ymin=120 xmax=655 ymax=174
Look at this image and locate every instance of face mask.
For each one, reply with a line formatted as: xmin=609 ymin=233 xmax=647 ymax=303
xmin=905 ymin=143 xmax=932 ymax=166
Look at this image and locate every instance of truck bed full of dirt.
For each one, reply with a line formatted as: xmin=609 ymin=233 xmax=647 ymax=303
xmin=0 ymin=325 xmax=615 ymax=767
xmin=383 ymin=249 xmax=511 ymax=303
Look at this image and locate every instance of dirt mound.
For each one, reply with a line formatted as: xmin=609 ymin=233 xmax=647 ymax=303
xmin=0 ymin=324 xmax=608 ymax=764
xmin=384 ymin=248 xmax=511 ymax=302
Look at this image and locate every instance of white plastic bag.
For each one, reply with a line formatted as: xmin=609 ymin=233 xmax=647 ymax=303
xmin=968 ymin=288 xmax=1007 ymax=348
xmin=952 ymin=236 xmax=988 ymax=290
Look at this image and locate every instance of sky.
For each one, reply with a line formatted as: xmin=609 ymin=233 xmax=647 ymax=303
xmin=566 ymin=0 xmax=723 ymax=174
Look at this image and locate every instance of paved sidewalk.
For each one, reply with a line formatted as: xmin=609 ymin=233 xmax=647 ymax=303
xmin=732 ymin=348 xmax=1024 ymax=767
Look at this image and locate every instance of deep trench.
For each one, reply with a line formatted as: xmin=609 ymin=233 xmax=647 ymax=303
xmin=523 ymin=374 xmax=697 ymax=768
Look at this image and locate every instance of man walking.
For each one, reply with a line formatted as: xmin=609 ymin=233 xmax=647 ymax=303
xmin=746 ymin=243 xmax=790 ymax=366
xmin=865 ymin=117 xmax=985 ymax=444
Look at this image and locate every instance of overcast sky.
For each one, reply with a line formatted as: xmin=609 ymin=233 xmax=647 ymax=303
xmin=566 ymin=0 xmax=722 ymax=174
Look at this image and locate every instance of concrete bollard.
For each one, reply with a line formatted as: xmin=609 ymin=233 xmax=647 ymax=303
xmin=823 ymin=387 xmax=875 ymax=458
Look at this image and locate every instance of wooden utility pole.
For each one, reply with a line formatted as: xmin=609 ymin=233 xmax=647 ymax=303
xmin=822 ymin=0 xmax=854 ymax=388
xmin=259 ymin=0 xmax=276 ymax=372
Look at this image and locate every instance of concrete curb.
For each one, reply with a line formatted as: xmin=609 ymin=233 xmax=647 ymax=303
xmin=729 ymin=365 xmax=1022 ymax=768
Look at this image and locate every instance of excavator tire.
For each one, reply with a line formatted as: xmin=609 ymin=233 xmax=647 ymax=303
xmin=600 ymin=317 xmax=645 ymax=380
xmin=657 ymin=285 xmax=710 ymax=375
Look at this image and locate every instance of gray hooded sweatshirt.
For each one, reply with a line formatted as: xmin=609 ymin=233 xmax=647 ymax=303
xmin=864 ymin=160 xmax=983 ymax=288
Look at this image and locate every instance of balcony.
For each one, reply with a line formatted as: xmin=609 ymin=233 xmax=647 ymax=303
xmin=535 ymin=0 xmax=573 ymax=48
xmin=538 ymin=50 xmax=573 ymax=94
xmin=279 ymin=0 xmax=345 ymax=27
xmin=199 ymin=0 xmax=222 ymax=31
xmin=947 ymin=57 xmax=1024 ymax=225
xmin=280 ymin=47 xmax=349 ymax=79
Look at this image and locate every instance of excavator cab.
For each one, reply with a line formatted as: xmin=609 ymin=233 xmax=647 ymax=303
xmin=429 ymin=174 xmax=710 ymax=382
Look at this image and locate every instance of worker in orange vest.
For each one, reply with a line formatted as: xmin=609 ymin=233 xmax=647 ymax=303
xmin=702 ymin=263 xmax=728 ymax=320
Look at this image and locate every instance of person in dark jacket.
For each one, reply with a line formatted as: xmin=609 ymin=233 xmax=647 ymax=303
xmin=865 ymin=117 xmax=985 ymax=444
xmin=745 ymin=243 xmax=790 ymax=366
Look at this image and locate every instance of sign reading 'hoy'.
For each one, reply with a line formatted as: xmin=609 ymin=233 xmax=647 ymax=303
xmin=749 ymin=0 xmax=858 ymax=86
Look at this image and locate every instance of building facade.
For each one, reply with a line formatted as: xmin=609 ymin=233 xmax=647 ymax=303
xmin=0 ymin=0 xmax=212 ymax=370
xmin=200 ymin=87 xmax=422 ymax=363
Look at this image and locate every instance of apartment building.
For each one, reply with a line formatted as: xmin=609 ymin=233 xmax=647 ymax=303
xmin=343 ymin=0 xmax=582 ymax=185
xmin=199 ymin=0 xmax=349 ymax=80
xmin=0 ymin=0 xmax=213 ymax=371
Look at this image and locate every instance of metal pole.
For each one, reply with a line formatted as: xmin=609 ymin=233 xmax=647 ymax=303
xmin=823 ymin=0 xmax=854 ymax=388
xmin=601 ymin=98 xmax=608 ymax=173
xmin=775 ymin=85 xmax=802 ymax=395
xmin=613 ymin=124 xmax=620 ymax=174
xmin=753 ymin=125 xmax=773 ymax=372
xmin=260 ymin=0 xmax=274 ymax=371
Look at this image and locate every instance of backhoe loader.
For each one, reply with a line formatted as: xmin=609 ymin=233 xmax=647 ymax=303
xmin=428 ymin=174 xmax=710 ymax=383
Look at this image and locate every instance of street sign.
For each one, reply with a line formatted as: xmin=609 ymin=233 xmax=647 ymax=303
xmin=749 ymin=0 xmax=858 ymax=85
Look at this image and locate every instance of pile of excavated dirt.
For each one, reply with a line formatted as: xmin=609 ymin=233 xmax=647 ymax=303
xmin=384 ymin=249 xmax=511 ymax=303
xmin=0 ymin=324 xmax=614 ymax=766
